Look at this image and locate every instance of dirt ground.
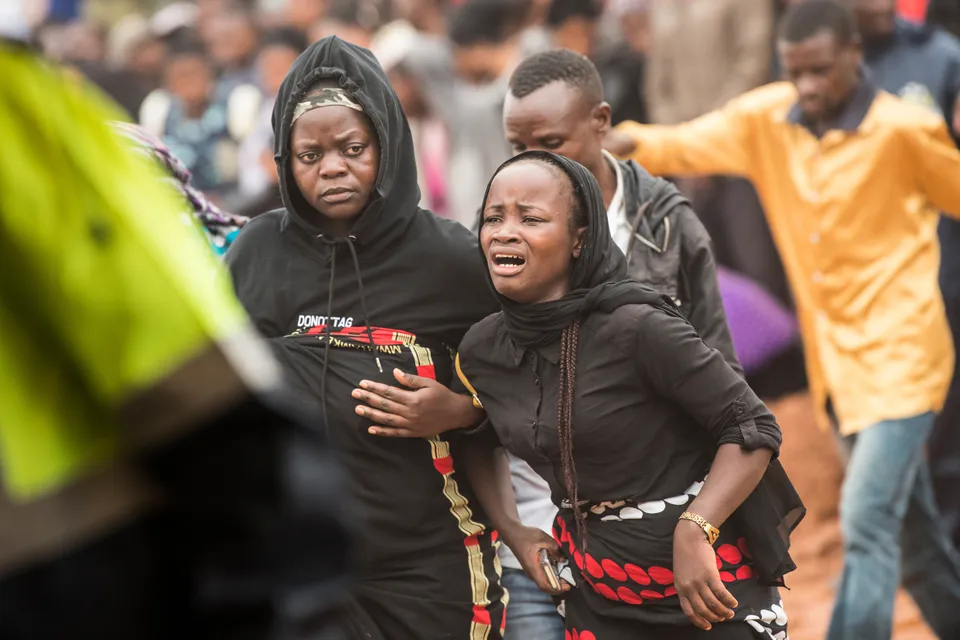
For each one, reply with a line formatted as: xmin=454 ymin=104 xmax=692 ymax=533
xmin=769 ymin=393 xmax=934 ymax=640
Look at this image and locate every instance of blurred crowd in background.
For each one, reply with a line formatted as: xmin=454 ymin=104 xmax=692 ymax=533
xmin=35 ymin=0 xmax=959 ymax=310
xmin=38 ymin=0 xmax=650 ymax=228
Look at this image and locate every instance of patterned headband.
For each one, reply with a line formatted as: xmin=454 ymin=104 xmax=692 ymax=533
xmin=292 ymin=87 xmax=365 ymax=124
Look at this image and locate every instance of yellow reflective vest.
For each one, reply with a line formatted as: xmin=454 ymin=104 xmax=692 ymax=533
xmin=0 ymin=43 xmax=250 ymax=502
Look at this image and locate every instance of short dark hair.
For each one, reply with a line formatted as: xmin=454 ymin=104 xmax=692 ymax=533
xmin=546 ymin=0 xmax=602 ymax=28
xmin=448 ymin=0 xmax=530 ymax=47
xmin=508 ymin=49 xmax=603 ymax=106
xmin=779 ymin=0 xmax=858 ymax=46
xmin=260 ymin=26 xmax=309 ymax=53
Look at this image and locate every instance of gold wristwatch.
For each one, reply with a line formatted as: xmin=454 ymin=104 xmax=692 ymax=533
xmin=679 ymin=512 xmax=720 ymax=545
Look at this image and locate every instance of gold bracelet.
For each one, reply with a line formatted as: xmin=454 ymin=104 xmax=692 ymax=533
xmin=679 ymin=511 xmax=720 ymax=545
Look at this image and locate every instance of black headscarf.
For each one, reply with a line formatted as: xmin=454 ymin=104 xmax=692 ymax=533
xmin=478 ymin=150 xmax=677 ymax=348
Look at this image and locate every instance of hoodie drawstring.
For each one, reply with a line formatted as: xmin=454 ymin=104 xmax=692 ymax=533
xmin=316 ymin=234 xmax=383 ymax=433
xmin=343 ymin=237 xmax=384 ymax=375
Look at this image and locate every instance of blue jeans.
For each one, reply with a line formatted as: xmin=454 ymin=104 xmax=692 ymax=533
xmin=502 ymin=568 xmax=564 ymax=640
xmin=828 ymin=412 xmax=960 ymax=640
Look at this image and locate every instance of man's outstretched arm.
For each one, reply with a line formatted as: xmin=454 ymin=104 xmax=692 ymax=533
xmin=608 ymin=94 xmax=761 ymax=179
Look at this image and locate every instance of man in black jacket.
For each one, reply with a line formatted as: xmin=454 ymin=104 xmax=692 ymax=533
xmin=503 ymin=49 xmax=740 ymax=370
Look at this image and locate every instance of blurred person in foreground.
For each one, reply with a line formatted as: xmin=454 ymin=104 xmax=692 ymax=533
xmin=848 ymin=0 xmax=960 ymax=550
xmin=0 ymin=25 xmax=349 ymax=640
xmin=607 ymin=2 xmax=960 ymax=637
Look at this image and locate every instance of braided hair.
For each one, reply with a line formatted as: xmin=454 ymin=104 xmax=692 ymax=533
xmin=559 ymin=315 xmax=585 ymax=547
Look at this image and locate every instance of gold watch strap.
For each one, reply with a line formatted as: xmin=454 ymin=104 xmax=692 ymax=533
xmin=679 ymin=511 xmax=720 ymax=545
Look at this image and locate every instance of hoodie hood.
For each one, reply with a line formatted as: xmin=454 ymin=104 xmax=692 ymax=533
xmin=620 ymin=159 xmax=689 ymax=247
xmin=273 ymin=36 xmax=420 ymax=249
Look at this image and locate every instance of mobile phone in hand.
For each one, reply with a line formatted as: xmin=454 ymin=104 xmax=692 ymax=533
xmin=538 ymin=548 xmax=562 ymax=593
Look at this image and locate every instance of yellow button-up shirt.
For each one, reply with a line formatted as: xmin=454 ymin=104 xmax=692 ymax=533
xmin=616 ymin=81 xmax=960 ymax=434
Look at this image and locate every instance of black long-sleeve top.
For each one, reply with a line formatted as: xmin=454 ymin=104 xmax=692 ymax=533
xmin=458 ymin=303 xmax=781 ymax=506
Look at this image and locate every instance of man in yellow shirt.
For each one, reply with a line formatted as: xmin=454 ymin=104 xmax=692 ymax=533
xmin=608 ymin=1 xmax=960 ymax=638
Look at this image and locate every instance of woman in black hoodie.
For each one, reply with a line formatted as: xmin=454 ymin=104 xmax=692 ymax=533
xmin=226 ymin=37 xmax=522 ymax=639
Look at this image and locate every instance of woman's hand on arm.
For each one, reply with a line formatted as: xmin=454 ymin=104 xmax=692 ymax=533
xmin=672 ymin=444 xmax=772 ymax=630
xmin=352 ymin=368 xmax=484 ymax=438
xmin=461 ymin=430 xmax=569 ymax=595
xmin=672 ymin=518 xmax=737 ymax=631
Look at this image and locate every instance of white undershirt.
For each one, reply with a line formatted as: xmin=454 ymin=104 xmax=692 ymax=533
xmin=603 ymin=149 xmax=632 ymax=254
xmin=499 ymin=455 xmax=558 ymax=570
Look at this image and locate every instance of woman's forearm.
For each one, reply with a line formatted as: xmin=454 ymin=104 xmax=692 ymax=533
xmin=462 ymin=431 xmax=524 ymax=544
xmin=682 ymin=444 xmax=772 ymax=530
